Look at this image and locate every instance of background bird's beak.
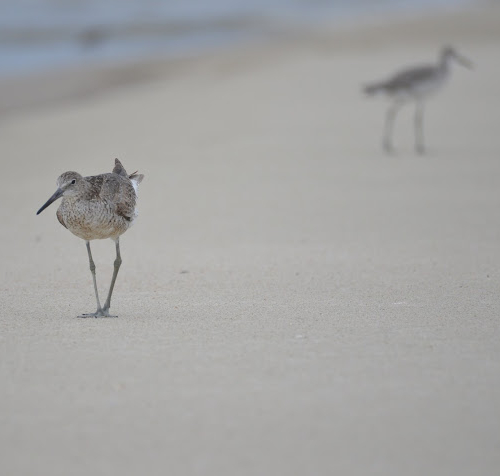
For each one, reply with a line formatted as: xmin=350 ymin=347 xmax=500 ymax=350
xmin=455 ymin=52 xmax=473 ymax=69
xmin=36 ymin=188 xmax=63 ymax=215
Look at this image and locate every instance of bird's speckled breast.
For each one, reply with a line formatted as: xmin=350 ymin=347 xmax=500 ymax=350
xmin=57 ymin=197 xmax=133 ymax=241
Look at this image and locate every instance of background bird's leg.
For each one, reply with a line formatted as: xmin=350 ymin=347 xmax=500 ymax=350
xmin=86 ymin=240 xmax=103 ymax=313
xmin=383 ymin=101 xmax=400 ymax=153
xmin=103 ymin=238 xmax=122 ymax=314
xmin=414 ymin=101 xmax=425 ymax=154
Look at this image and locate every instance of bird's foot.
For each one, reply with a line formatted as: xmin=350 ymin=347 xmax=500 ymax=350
xmin=77 ymin=309 xmax=118 ymax=318
xmin=383 ymin=142 xmax=395 ymax=155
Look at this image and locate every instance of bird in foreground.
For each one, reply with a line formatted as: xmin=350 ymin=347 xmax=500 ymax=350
xmin=37 ymin=159 xmax=144 ymax=318
xmin=364 ymin=46 xmax=472 ymax=154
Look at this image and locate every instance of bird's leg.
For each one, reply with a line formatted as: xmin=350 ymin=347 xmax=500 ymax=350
xmin=383 ymin=102 xmax=400 ymax=153
xmin=78 ymin=240 xmax=111 ymax=318
xmin=102 ymin=238 xmax=122 ymax=316
xmin=414 ymin=101 xmax=425 ymax=154
xmin=86 ymin=240 xmax=102 ymax=311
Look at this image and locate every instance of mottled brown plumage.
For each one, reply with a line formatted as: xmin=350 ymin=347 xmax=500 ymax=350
xmin=52 ymin=170 xmax=139 ymax=240
xmin=37 ymin=159 xmax=144 ymax=317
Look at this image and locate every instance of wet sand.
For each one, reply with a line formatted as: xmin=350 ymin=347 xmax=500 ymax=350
xmin=1 ymin=4 xmax=500 ymax=475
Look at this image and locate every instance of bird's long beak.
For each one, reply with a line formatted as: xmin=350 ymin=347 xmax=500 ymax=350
xmin=455 ymin=52 xmax=473 ymax=69
xmin=36 ymin=188 xmax=63 ymax=215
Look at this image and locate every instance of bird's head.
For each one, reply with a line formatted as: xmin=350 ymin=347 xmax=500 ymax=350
xmin=441 ymin=46 xmax=473 ymax=69
xmin=36 ymin=171 xmax=83 ymax=215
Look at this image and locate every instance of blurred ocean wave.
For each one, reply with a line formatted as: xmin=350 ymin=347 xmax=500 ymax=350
xmin=0 ymin=0 xmax=470 ymax=77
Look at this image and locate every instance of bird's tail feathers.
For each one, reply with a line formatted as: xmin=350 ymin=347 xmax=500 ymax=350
xmin=113 ymin=158 xmax=129 ymax=177
xmin=363 ymin=82 xmax=386 ymax=96
xmin=113 ymin=158 xmax=144 ymax=194
xmin=129 ymin=173 xmax=144 ymax=197
xmin=113 ymin=158 xmax=144 ymax=186
xmin=129 ymin=173 xmax=144 ymax=185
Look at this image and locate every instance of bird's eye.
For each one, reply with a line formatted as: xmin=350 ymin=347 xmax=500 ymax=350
xmin=71 ymin=179 xmax=76 ymax=185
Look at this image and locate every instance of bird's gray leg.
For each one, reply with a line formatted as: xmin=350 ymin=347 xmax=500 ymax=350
xmin=102 ymin=238 xmax=122 ymax=315
xmin=86 ymin=240 xmax=103 ymax=311
xmin=78 ymin=240 xmax=106 ymax=318
xmin=383 ymin=101 xmax=401 ymax=153
xmin=414 ymin=101 xmax=425 ymax=154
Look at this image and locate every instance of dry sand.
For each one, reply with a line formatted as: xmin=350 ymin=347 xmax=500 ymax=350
xmin=1 ymin=4 xmax=500 ymax=476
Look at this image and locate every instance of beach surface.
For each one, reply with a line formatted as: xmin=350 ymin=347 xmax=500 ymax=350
xmin=1 ymin=4 xmax=500 ymax=475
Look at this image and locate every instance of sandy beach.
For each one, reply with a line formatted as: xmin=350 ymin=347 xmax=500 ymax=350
xmin=1 ymin=4 xmax=500 ymax=475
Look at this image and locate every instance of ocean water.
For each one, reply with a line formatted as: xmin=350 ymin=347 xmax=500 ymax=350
xmin=0 ymin=0 xmax=469 ymax=77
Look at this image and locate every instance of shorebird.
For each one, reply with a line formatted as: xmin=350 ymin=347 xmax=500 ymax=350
xmin=37 ymin=159 xmax=144 ymax=318
xmin=364 ymin=46 xmax=472 ymax=154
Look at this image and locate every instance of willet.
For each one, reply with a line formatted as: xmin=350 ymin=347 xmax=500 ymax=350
xmin=37 ymin=159 xmax=144 ymax=318
xmin=364 ymin=46 xmax=472 ymax=154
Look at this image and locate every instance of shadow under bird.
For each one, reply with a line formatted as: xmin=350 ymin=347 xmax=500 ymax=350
xmin=364 ymin=46 xmax=472 ymax=154
xmin=37 ymin=159 xmax=144 ymax=317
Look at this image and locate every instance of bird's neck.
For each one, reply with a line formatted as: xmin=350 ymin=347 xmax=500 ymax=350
xmin=439 ymin=55 xmax=451 ymax=73
xmin=60 ymin=194 xmax=78 ymax=211
xmin=61 ymin=184 xmax=92 ymax=206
